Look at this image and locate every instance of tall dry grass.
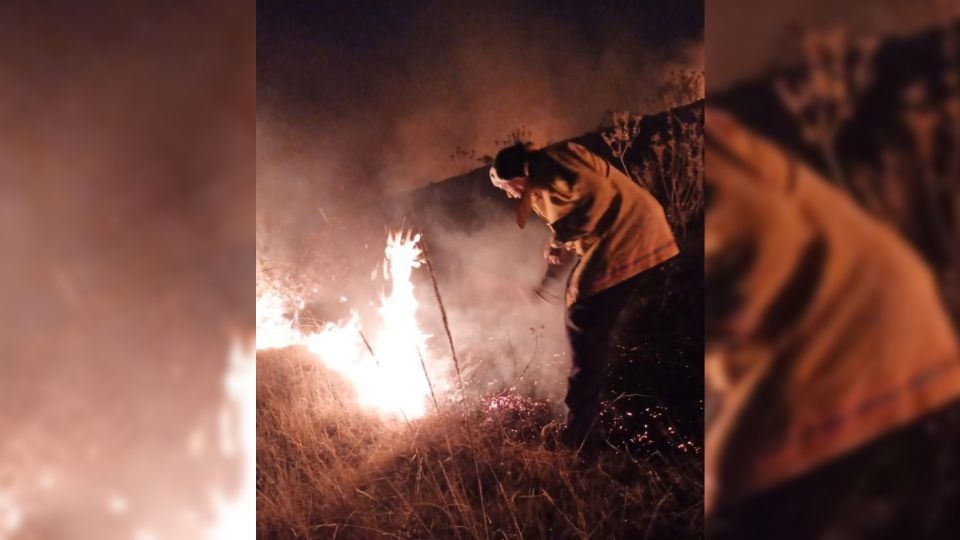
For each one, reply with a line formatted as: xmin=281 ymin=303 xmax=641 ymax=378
xmin=257 ymin=347 xmax=702 ymax=539
xmin=602 ymin=101 xmax=705 ymax=236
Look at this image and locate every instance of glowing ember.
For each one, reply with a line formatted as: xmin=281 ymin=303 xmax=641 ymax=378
xmin=257 ymin=229 xmax=446 ymax=419
xmin=207 ymin=341 xmax=255 ymax=540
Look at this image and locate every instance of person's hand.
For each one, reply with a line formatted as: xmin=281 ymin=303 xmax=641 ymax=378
xmin=544 ymin=243 xmax=565 ymax=266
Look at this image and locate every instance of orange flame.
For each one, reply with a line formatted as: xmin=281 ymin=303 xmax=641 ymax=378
xmin=257 ymin=229 xmax=447 ymax=420
xmin=207 ymin=341 xmax=256 ymax=539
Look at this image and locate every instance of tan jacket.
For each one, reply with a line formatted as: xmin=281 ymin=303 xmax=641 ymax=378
xmin=515 ymin=142 xmax=679 ymax=306
xmin=705 ymin=109 xmax=960 ymax=510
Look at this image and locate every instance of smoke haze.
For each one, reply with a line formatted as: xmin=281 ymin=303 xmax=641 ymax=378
xmin=257 ymin=0 xmax=703 ymax=231
xmin=256 ymin=4 xmax=704 ymax=393
xmin=1 ymin=1 xmax=254 ymax=537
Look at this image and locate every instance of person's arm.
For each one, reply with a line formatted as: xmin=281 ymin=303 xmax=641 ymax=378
xmin=532 ymin=238 xmax=572 ymax=305
xmin=530 ymin=144 xmax=619 ymax=245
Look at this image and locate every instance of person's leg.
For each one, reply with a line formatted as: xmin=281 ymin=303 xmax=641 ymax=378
xmin=562 ymin=277 xmax=637 ymax=448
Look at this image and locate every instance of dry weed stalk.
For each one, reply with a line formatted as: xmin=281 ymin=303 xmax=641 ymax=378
xmin=602 ymin=111 xmax=643 ymax=183
xmin=512 ymin=328 xmax=541 ymax=388
xmin=648 ymin=108 xmax=704 ymax=235
xmin=775 ymin=27 xmax=879 ymax=204
xmin=419 ymin=236 xmax=467 ymax=405
xmin=449 ymin=145 xmax=483 ymax=175
xmin=773 ymin=23 xmax=960 ymax=324
xmin=357 ymin=327 xmax=380 ymax=367
xmin=416 ymin=345 xmax=441 ymax=413
xmin=495 ymin=125 xmax=535 ymax=149
xmin=602 ymin=101 xmax=704 ymax=237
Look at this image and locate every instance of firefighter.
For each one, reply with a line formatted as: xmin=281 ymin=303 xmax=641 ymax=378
xmin=490 ymin=141 xmax=679 ymax=451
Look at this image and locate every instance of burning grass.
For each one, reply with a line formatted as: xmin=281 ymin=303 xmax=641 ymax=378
xmin=256 ymin=347 xmax=703 ymax=539
xmin=256 ymin=225 xmax=704 ymax=538
xmin=256 ymin=98 xmax=705 ymax=538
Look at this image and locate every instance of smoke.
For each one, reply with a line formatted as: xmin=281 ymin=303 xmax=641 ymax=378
xmin=258 ymin=0 xmax=703 ymax=189
xmin=256 ymin=1 xmax=702 ymax=405
xmin=0 ymin=1 xmax=254 ymax=537
xmin=423 ymin=218 xmax=572 ymax=404
xmin=256 ymin=0 xmax=703 ymax=263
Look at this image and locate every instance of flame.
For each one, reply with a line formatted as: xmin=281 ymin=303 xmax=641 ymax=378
xmin=207 ymin=341 xmax=256 ymax=540
xmin=255 ymin=290 xmax=301 ymax=350
xmin=0 ymin=490 xmax=21 ymax=540
xmin=257 ymin=229 xmax=446 ymax=420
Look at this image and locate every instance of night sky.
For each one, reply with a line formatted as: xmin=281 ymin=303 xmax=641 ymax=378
xmin=257 ymin=0 xmax=703 ymax=221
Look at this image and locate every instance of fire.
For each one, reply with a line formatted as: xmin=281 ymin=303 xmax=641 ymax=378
xmin=0 ymin=490 xmax=21 ymax=540
xmin=257 ymin=229 xmax=446 ymax=420
xmin=255 ymin=290 xmax=302 ymax=350
xmin=207 ymin=341 xmax=256 ymax=540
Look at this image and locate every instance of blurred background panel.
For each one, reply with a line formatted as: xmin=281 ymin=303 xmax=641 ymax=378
xmin=0 ymin=1 xmax=254 ymax=538
xmin=708 ymin=0 xmax=945 ymax=90
xmin=706 ymin=1 xmax=960 ymax=538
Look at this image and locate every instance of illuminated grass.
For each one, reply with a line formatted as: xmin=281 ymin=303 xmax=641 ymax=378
xmin=256 ymin=347 xmax=702 ymax=539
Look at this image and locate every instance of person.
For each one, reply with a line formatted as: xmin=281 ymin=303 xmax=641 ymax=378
xmin=490 ymin=140 xmax=679 ymax=451
xmin=704 ymin=108 xmax=960 ymax=537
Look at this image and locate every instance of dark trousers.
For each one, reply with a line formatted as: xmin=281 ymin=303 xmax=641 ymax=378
xmin=563 ymin=261 xmax=671 ymax=443
xmin=708 ymin=397 xmax=960 ymax=539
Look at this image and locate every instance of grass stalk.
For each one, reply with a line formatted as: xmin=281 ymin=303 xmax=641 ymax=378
xmin=419 ymin=236 xmax=467 ymax=405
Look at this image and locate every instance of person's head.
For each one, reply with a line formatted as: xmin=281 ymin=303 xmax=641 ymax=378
xmin=490 ymin=142 xmax=532 ymax=199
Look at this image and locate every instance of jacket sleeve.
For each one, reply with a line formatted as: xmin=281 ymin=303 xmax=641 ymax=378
xmin=705 ymin=109 xmax=816 ymax=341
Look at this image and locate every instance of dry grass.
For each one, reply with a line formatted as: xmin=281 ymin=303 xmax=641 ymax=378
xmin=642 ymin=108 xmax=704 ymax=236
xmin=602 ymin=103 xmax=704 ymax=237
xmin=257 ymin=347 xmax=703 ymax=539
